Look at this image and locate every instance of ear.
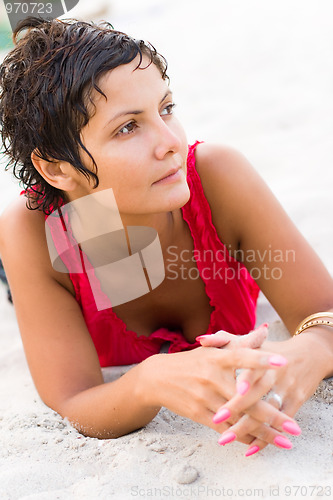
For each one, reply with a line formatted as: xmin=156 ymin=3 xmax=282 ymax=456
xmin=31 ymin=150 xmax=80 ymax=192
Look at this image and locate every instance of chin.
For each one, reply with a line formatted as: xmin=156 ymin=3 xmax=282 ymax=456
xmin=165 ymin=182 xmax=191 ymax=211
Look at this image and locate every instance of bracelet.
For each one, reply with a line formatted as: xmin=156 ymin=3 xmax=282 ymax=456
xmin=294 ymin=312 xmax=333 ymax=336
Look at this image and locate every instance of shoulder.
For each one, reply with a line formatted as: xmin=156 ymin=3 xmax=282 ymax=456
xmin=194 ymin=142 xmax=259 ymax=191
xmin=192 ymin=142 xmax=266 ymax=248
xmin=0 ymin=196 xmax=42 ymax=248
xmin=0 ymin=195 xmax=50 ymax=258
xmin=0 ymin=197 xmax=74 ymax=294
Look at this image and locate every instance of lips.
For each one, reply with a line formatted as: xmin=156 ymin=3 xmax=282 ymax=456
xmin=154 ymin=166 xmax=181 ymax=183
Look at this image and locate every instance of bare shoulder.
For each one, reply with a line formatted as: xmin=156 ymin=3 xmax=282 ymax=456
xmin=0 ymin=196 xmax=52 ymax=275
xmin=0 ymin=195 xmax=43 ymax=242
xmin=194 ymin=142 xmax=264 ymax=201
xmin=0 ymin=196 xmax=74 ymax=294
xmin=193 ymin=142 xmax=266 ymax=250
xmin=194 ymin=142 xmax=253 ymax=172
xmin=194 ymin=141 xmax=246 ymax=167
xmin=0 ymin=197 xmax=43 ymax=265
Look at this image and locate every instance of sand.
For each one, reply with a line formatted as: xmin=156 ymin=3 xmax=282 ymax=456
xmin=0 ymin=0 xmax=332 ymax=498
xmin=0 ymin=291 xmax=332 ymax=499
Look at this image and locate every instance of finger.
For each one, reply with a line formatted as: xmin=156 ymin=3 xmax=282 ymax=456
xmin=242 ymin=400 xmax=301 ymax=436
xmin=233 ymin=324 xmax=269 ymax=349
xmin=214 ymin=396 xmax=302 ymax=437
xmin=244 ymin=438 xmax=268 ymax=456
xmin=235 ymin=368 xmax=266 ymax=396
xmin=209 ymin=403 xmax=266 ymax=447
xmin=216 ymin=413 xmax=262 ymax=445
xmin=218 ymin=416 xmax=294 ymax=451
xmin=278 ymin=398 xmax=301 ymax=419
xmin=263 ymin=388 xmax=304 ymax=429
xmin=190 ymin=404 xmax=231 ymax=431
xmin=196 ymin=330 xmax=233 ymax=348
xmin=196 ymin=324 xmax=269 ymax=349
xmin=213 ymin=348 xmax=288 ymax=371
xmin=218 ymin=368 xmax=279 ymax=414
xmin=210 ymin=409 xmax=264 ymax=446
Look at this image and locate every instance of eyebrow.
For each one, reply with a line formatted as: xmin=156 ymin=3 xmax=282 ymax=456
xmin=103 ymin=90 xmax=173 ymax=129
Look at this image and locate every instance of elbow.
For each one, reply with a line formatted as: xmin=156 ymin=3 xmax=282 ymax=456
xmin=54 ymin=395 xmax=145 ymax=440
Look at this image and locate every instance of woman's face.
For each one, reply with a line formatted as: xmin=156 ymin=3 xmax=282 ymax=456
xmin=77 ymin=56 xmax=190 ymax=220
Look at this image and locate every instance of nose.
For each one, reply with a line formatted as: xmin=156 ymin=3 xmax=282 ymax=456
xmin=153 ymin=117 xmax=182 ymax=160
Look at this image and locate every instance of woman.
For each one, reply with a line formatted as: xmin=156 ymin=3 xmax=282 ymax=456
xmin=0 ymin=17 xmax=332 ymax=456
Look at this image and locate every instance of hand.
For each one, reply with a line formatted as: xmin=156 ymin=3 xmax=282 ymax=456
xmin=196 ymin=324 xmax=302 ymax=453
xmin=213 ymin=332 xmax=328 ymax=454
xmin=229 ymin=327 xmax=327 ymax=449
xmin=141 ymin=345 xmax=299 ymax=452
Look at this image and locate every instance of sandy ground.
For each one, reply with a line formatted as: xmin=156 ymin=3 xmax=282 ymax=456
xmin=0 ymin=0 xmax=332 ymax=498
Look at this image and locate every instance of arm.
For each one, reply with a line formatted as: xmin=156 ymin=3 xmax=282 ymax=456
xmin=194 ymin=143 xmax=333 ymax=447
xmin=0 ymin=199 xmax=160 ymax=438
xmin=0 ymin=198 xmax=295 ymax=442
xmin=195 ymin=142 xmax=333 ymax=377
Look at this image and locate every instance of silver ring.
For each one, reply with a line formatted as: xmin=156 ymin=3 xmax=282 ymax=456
xmin=266 ymin=390 xmax=283 ymax=409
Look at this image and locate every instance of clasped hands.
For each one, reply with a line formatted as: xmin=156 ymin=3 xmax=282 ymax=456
xmin=196 ymin=325 xmax=302 ymax=456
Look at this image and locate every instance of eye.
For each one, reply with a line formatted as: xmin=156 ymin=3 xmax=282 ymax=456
xmin=117 ymin=121 xmax=138 ymax=136
xmin=160 ymin=103 xmax=176 ymax=117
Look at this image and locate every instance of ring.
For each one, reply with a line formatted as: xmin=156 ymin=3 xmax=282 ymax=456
xmin=266 ymin=390 xmax=283 ymax=409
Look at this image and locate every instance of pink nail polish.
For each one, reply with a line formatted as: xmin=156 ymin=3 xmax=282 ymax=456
xmin=245 ymin=445 xmax=260 ymax=457
xmin=218 ymin=431 xmax=236 ymax=446
xmin=237 ymin=380 xmax=250 ymax=395
xmin=274 ymin=435 xmax=293 ymax=449
xmin=268 ymin=354 xmax=288 ymax=367
xmin=257 ymin=323 xmax=269 ymax=329
xmin=212 ymin=408 xmax=231 ymax=424
xmin=282 ymin=421 xmax=302 ymax=436
xmin=195 ymin=335 xmax=206 ymax=341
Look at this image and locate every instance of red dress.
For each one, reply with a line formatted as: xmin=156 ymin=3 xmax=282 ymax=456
xmin=39 ymin=142 xmax=260 ymax=366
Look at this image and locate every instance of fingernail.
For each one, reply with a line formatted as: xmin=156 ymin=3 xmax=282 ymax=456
xmin=274 ymin=435 xmax=293 ymax=449
xmin=256 ymin=323 xmax=269 ymax=329
xmin=212 ymin=408 xmax=231 ymax=424
xmin=236 ymin=380 xmax=250 ymax=395
xmin=195 ymin=335 xmax=212 ymax=342
xmin=245 ymin=445 xmax=260 ymax=457
xmin=268 ymin=354 xmax=288 ymax=367
xmin=282 ymin=421 xmax=302 ymax=436
xmin=218 ymin=431 xmax=236 ymax=446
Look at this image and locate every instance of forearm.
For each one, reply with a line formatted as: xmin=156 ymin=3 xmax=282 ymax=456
xmin=57 ymin=357 xmax=161 ymax=439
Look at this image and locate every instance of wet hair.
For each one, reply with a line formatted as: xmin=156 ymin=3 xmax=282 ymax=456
xmin=0 ymin=17 xmax=168 ymax=214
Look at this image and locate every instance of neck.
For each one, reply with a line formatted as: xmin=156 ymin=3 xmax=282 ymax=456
xmin=120 ymin=210 xmax=179 ymax=252
xmin=63 ymin=188 xmax=182 ymax=256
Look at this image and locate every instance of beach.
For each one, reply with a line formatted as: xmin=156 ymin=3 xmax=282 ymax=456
xmin=0 ymin=1 xmax=332 ymax=498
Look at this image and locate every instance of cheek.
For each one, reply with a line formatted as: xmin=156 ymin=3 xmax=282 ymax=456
xmin=100 ymin=164 xmax=145 ymax=198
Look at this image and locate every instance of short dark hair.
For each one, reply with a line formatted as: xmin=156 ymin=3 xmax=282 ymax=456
xmin=0 ymin=17 xmax=168 ymax=214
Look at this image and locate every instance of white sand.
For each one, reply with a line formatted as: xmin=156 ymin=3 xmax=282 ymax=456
xmin=0 ymin=0 xmax=332 ymax=498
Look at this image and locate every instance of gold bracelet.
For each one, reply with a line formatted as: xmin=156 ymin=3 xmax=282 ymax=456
xmin=294 ymin=312 xmax=333 ymax=336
